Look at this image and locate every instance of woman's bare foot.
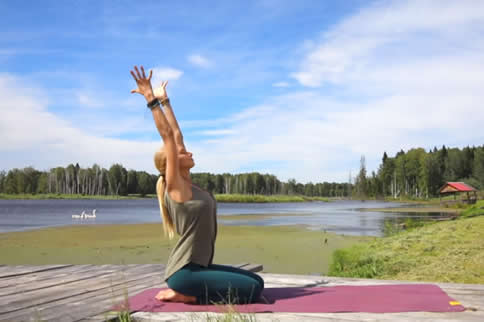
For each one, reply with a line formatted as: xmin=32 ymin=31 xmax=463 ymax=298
xmin=155 ymin=288 xmax=197 ymax=304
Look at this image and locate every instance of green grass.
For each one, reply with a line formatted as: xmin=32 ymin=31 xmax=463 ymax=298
xmin=0 ymin=193 xmax=329 ymax=203
xmin=214 ymin=194 xmax=329 ymax=203
xmin=460 ymin=200 xmax=484 ymax=218
xmin=329 ymin=208 xmax=484 ymax=283
xmin=360 ymin=206 xmax=462 ymax=214
xmin=0 ymin=224 xmax=369 ymax=275
xmin=0 ymin=193 xmax=154 ymax=200
xmin=382 ymin=191 xmax=484 ymax=205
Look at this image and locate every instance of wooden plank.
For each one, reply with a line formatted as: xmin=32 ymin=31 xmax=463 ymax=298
xmin=0 ymin=265 xmax=118 ymax=292
xmin=0 ymin=265 xmax=164 ymax=314
xmin=1 ymin=264 xmax=248 ymax=321
xmin=0 ymin=265 xmax=164 ymax=321
xmin=41 ymin=276 xmax=163 ymax=322
xmin=0 ymin=265 xmax=126 ymax=297
xmin=0 ymin=264 xmax=162 ymax=311
xmin=0 ymin=264 xmax=74 ymax=278
xmin=0 ymin=264 xmax=98 ymax=289
xmin=242 ymin=264 xmax=263 ymax=273
xmin=4 ymin=273 xmax=163 ymax=321
xmin=0 ymin=264 xmax=148 ymax=294
xmin=1 ymin=273 xmax=164 ymax=322
xmin=131 ymin=311 xmax=484 ymax=322
xmin=233 ymin=263 xmax=249 ymax=269
xmin=2 ymin=266 xmax=481 ymax=322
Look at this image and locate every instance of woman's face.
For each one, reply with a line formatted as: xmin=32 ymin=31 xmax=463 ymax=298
xmin=177 ymin=146 xmax=195 ymax=169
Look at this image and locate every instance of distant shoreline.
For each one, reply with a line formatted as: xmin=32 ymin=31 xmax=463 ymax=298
xmin=0 ymin=193 xmax=329 ymax=203
xmin=359 ymin=206 xmax=462 ymax=214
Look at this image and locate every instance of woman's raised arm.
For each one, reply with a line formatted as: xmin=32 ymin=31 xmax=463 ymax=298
xmin=153 ymin=81 xmax=186 ymax=150
xmin=130 ymin=66 xmax=179 ymax=189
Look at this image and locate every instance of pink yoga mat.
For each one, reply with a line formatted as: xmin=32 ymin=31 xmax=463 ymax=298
xmin=114 ymin=284 xmax=465 ymax=313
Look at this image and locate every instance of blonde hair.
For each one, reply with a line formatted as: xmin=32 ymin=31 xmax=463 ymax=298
xmin=154 ymin=149 xmax=175 ymax=239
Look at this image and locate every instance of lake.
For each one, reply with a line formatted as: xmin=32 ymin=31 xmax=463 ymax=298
xmin=0 ymin=199 xmax=451 ymax=236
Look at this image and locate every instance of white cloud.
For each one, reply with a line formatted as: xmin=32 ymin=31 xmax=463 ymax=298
xmin=3 ymin=1 xmax=484 ymax=184
xmin=188 ymin=54 xmax=212 ymax=68
xmin=150 ymin=67 xmax=183 ymax=86
xmin=184 ymin=0 xmax=484 ymax=182
xmin=0 ymin=74 xmax=160 ymax=173
xmin=292 ymin=0 xmax=484 ymax=88
xmin=76 ymin=92 xmax=105 ymax=108
xmin=272 ymin=81 xmax=289 ymax=88
xmin=197 ymin=129 xmax=237 ymax=136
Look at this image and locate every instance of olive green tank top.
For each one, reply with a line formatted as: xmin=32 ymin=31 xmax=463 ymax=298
xmin=163 ymin=184 xmax=217 ymax=280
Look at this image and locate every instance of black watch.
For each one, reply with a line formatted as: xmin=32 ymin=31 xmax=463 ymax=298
xmin=147 ymin=98 xmax=160 ymax=110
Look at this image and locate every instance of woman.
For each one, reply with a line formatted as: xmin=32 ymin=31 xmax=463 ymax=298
xmin=130 ymin=65 xmax=264 ymax=304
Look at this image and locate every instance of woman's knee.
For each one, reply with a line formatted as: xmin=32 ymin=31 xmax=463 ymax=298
xmin=166 ymin=267 xmax=199 ymax=295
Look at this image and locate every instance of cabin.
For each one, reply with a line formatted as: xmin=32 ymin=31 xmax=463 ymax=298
xmin=438 ymin=182 xmax=478 ymax=205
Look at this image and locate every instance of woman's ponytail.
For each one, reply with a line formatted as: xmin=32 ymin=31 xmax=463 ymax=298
xmin=156 ymin=175 xmax=175 ymax=239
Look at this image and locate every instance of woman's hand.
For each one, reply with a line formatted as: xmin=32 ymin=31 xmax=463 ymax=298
xmin=153 ymin=80 xmax=169 ymax=100
xmin=130 ymin=65 xmax=155 ymax=102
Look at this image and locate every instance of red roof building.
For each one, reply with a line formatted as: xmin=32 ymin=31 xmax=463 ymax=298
xmin=439 ymin=182 xmax=476 ymax=193
xmin=439 ymin=182 xmax=477 ymax=204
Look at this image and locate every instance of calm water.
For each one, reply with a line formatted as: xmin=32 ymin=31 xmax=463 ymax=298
xmin=0 ymin=199 xmax=450 ymax=236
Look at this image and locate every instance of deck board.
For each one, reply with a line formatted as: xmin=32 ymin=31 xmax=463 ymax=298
xmin=6 ymin=274 xmax=162 ymax=322
xmin=0 ymin=266 xmax=158 ymax=315
xmin=0 ymin=264 xmax=73 ymax=278
xmin=0 ymin=265 xmax=481 ymax=322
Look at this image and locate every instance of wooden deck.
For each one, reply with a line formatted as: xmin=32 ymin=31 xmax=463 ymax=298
xmin=0 ymin=264 xmax=482 ymax=322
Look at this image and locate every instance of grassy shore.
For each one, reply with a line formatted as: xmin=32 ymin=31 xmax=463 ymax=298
xmin=0 ymin=193 xmax=329 ymax=203
xmin=359 ymin=207 xmax=463 ymax=214
xmin=0 ymin=224 xmax=370 ymax=275
xmin=214 ymin=194 xmax=329 ymax=203
xmin=382 ymin=192 xmax=484 ymax=205
xmin=329 ymin=200 xmax=484 ymax=283
xmin=0 ymin=193 xmax=155 ymax=200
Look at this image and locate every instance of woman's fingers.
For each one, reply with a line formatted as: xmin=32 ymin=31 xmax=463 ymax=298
xmin=141 ymin=66 xmax=146 ymax=78
xmin=148 ymin=69 xmax=153 ymax=81
xmin=130 ymin=88 xmax=140 ymax=94
xmin=134 ymin=65 xmax=142 ymax=79
xmin=130 ymin=70 xmax=138 ymax=81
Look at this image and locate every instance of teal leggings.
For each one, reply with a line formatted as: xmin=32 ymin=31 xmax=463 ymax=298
xmin=166 ymin=263 xmax=264 ymax=304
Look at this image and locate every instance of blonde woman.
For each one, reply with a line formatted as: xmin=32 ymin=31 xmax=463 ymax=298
xmin=130 ymin=65 xmax=264 ymax=304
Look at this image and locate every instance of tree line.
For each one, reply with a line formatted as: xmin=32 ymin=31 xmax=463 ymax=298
xmin=0 ymin=164 xmax=350 ymax=197
xmin=353 ymin=145 xmax=484 ymax=199
xmin=2 ymin=144 xmax=481 ymax=199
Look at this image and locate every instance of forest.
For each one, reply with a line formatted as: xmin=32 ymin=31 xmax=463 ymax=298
xmin=1 ymin=145 xmax=482 ymax=199
xmin=0 ymin=164 xmax=350 ymax=197
xmin=353 ymin=145 xmax=484 ymax=198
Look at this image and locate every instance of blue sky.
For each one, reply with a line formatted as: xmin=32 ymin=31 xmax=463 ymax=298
xmin=1 ymin=0 xmax=483 ymax=183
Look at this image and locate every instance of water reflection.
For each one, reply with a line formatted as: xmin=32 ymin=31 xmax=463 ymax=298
xmin=0 ymin=199 xmax=455 ymax=237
